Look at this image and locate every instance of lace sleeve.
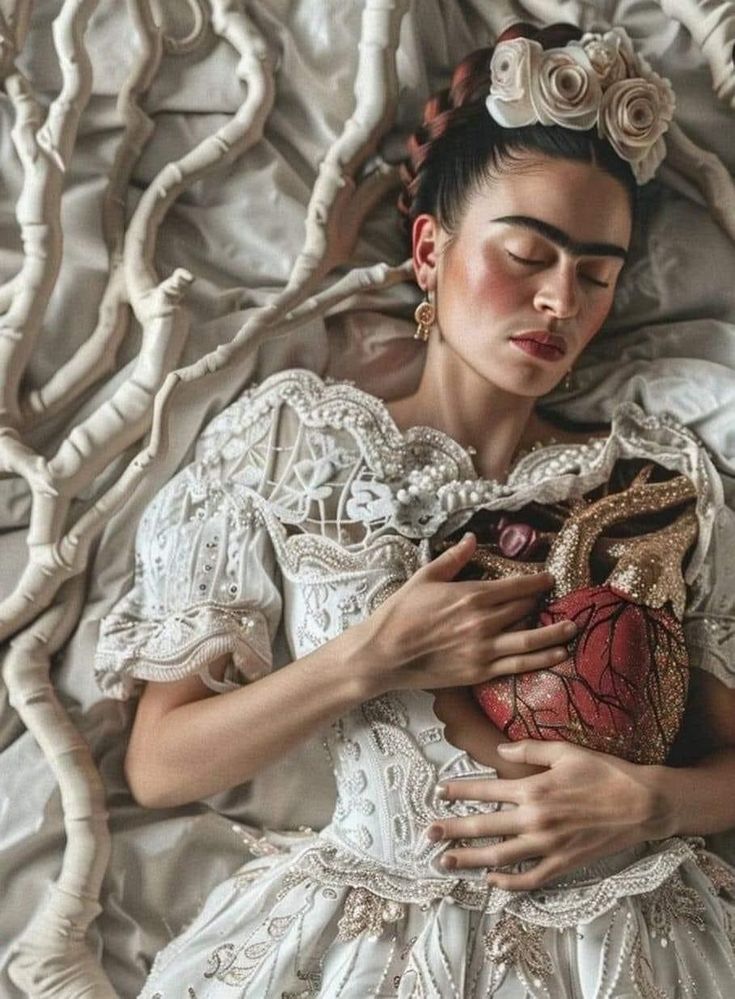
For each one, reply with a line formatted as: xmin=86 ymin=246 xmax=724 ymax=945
xmin=683 ymin=503 xmax=735 ymax=688
xmin=93 ymin=402 xmax=284 ymax=701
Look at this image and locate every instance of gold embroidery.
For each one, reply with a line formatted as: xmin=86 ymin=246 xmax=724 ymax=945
xmin=630 ymin=933 xmax=668 ymax=999
xmin=483 ymin=913 xmax=553 ymax=986
xmin=336 ymin=886 xmax=405 ymax=941
xmin=694 ymin=848 xmax=735 ymax=897
xmin=281 ymin=966 xmax=323 ymax=998
xmin=640 ymin=872 xmax=708 ymax=946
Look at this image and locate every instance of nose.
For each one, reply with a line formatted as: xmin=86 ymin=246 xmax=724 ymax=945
xmin=533 ymin=262 xmax=580 ymax=321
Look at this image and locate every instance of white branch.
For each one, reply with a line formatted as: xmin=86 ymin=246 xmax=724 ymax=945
xmin=665 ymin=120 xmax=735 ymax=242
xmin=0 ymin=2 xmax=415 ymax=995
xmin=19 ymin=0 xmax=164 ymax=428
xmin=0 ymin=0 xmax=98 ymax=426
xmin=5 ymin=575 xmax=117 ymax=999
xmin=658 ymin=0 xmax=735 ymax=107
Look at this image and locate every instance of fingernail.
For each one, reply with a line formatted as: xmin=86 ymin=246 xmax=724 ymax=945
xmin=563 ymin=621 xmax=578 ymax=635
xmin=434 ymin=784 xmax=449 ymax=799
xmin=426 ymin=825 xmax=443 ymax=842
xmin=496 ymin=743 xmax=513 ymax=753
xmin=460 ymin=532 xmax=474 ymax=544
xmin=439 ymin=854 xmax=457 ymax=870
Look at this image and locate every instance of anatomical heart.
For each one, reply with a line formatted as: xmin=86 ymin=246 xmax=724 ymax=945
xmin=433 ymin=460 xmax=699 ymax=764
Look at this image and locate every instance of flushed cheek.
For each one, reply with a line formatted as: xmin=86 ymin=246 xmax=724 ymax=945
xmin=446 ymin=255 xmax=526 ymax=318
xmin=480 ymin=269 xmax=527 ymax=315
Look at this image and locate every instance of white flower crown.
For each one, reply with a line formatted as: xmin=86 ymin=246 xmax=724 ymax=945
xmin=485 ymin=27 xmax=676 ymax=185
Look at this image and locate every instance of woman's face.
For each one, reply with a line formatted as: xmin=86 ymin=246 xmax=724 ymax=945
xmin=413 ymin=155 xmax=633 ymax=397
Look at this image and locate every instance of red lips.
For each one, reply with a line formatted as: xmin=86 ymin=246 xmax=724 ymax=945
xmin=511 ymin=330 xmax=567 ymax=355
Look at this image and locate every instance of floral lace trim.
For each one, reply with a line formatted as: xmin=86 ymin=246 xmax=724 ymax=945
xmin=235 ymin=831 xmax=709 ymax=930
xmin=94 ymin=604 xmax=272 ymax=699
xmin=195 ymin=368 xmax=721 ymax=580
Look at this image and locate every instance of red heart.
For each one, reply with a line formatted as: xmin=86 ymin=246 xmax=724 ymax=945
xmin=472 ymin=584 xmax=689 ymax=764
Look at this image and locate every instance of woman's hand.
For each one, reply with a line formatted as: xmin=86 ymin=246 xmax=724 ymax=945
xmin=357 ymin=532 xmax=578 ymax=696
xmin=426 ymin=740 xmax=674 ymax=891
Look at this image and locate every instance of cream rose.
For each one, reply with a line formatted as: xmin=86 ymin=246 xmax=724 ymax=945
xmin=574 ymin=31 xmax=630 ymax=87
xmin=530 ymin=47 xmax=602 ymax=130
xmin=598 ymin=75 xmax=675 ymax=183
xmin=606 ymin=26 xmax=662 ymax=83
xmin=485 ymin=38 xmax=543 ymax=128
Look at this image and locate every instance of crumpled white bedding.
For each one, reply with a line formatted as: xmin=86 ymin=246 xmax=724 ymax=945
xmin=1 ymin=1 xmax=735 ymax=996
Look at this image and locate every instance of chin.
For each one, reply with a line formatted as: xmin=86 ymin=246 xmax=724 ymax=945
xmin=504 ymin=366 xmax=557 ymax=395
xmin=492 ymin=379 xmax=548 ymax=400
xmin=466 ymin=355 xmax=550 ymax=398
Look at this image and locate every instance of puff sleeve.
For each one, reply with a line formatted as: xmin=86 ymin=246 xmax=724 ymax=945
xmin=93 ymin=454 xmax=282 ymax=701
xmin=682 ymin=502 xmax=735 ymax=689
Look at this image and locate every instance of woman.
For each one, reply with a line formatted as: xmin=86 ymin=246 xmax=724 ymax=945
xmin=95 ymin=22 xmax=735 ymax=997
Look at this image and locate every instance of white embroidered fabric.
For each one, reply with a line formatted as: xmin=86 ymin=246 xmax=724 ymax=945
xmin=94 ymin=367 xmax=735 ymax=699
xmin=96 ymin=368 xmax=735 ymax=997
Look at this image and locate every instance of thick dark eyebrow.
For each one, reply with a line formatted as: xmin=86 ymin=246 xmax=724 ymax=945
xmin=491 ymin=215 xmax=629 ymax=261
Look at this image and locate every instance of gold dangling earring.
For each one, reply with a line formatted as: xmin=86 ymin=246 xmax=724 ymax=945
xmin=563 ymin=367 xmax=574 ymax=391
xmin=413 ymin=291 xmax=435 ymax=342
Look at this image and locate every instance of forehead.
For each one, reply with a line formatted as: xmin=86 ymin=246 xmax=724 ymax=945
xmin=462 ymin=157 xmax=633 ymax=250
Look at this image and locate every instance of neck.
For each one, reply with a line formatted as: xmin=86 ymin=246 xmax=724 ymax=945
xmin=397 ymin=338 xmax=540 ymax=480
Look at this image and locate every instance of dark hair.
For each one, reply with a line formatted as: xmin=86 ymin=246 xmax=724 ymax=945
xmin=398 ymin=23 xmax=640 ymax=248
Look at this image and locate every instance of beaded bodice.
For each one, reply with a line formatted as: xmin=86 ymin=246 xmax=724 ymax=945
xmin=320 ymin=688 xmax=502 ymax=885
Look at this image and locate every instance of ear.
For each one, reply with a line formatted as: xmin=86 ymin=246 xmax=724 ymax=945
xmin=411 ymin=214 xmax=440 ymax=292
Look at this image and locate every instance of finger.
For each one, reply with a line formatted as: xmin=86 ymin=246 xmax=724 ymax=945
xmin=423 ymin=532 xmax=477 ymax=580
xmin=452 ymin=571 xmax=556 ymax=603
xmin=482 ymin=571 xmax=557 ymax=603
xmin=442 ymin=835 xmax=545 ymax=871
xmin=492 ymin=619 xmax=578 ymax=656
xmin=496 ymin=740 xmax=575 ymax=768
xmin=436 ymin=777 xmax=526 ymax=804
xmin=488 ymin=596 xmax=545 ymax=630
xmin=428 ymin=811 xmax=524 ymax=841
xmin=504 ymin=615 xmax=535 ymax=632
xmin=486 ymin=645 xmax=570 ymax=677
xmin=486 ymin=853 xmax=576 ymax=892
xmin=481 ymin=835 xmax=549 ymax=870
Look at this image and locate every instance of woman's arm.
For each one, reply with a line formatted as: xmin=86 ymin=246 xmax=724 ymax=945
xmin=426 ymin=670 xmax=735 ymax=890
xmin=125 ymin=539 xmax=578 ymax=809
xmin=125 ymin=625 xmax=377 ymax=809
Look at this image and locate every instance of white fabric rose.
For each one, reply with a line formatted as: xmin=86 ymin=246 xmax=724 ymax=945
xmin=483 ymin=28 xmax=676 ymax=185
xmin=605 ymin=26 xmax=660 ymax=84
xmin=486 ymin=38 xmax=544 ymax=127
xmin=598 ymin=75 xmax=676 ymax=184
xmin=573 ymin=30 xmax=630 ymax=87
xmin=530 ymin=46 xmax=602 ymax=130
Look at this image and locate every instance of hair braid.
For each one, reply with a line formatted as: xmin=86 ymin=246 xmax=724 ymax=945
xmin=397 ymin=50 xmax=493 ymax=222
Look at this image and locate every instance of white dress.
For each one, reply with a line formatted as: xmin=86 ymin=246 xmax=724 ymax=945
xmin=94 ymin=367 xmax=735 ymax=998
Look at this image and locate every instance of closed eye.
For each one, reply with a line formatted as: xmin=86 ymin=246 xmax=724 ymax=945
xmin=506 ymin=251 xmax=610 ymax=289
xmin=507 ymin=251 xmax=543 ymax=266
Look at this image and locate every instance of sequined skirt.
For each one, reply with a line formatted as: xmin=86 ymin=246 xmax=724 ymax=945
xmin=139 ymin=830 xmax=735 ymax=998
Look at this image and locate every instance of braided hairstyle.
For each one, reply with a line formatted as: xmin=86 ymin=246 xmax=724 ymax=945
xmin=397 ymin=22 xmax=639 ymax=250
